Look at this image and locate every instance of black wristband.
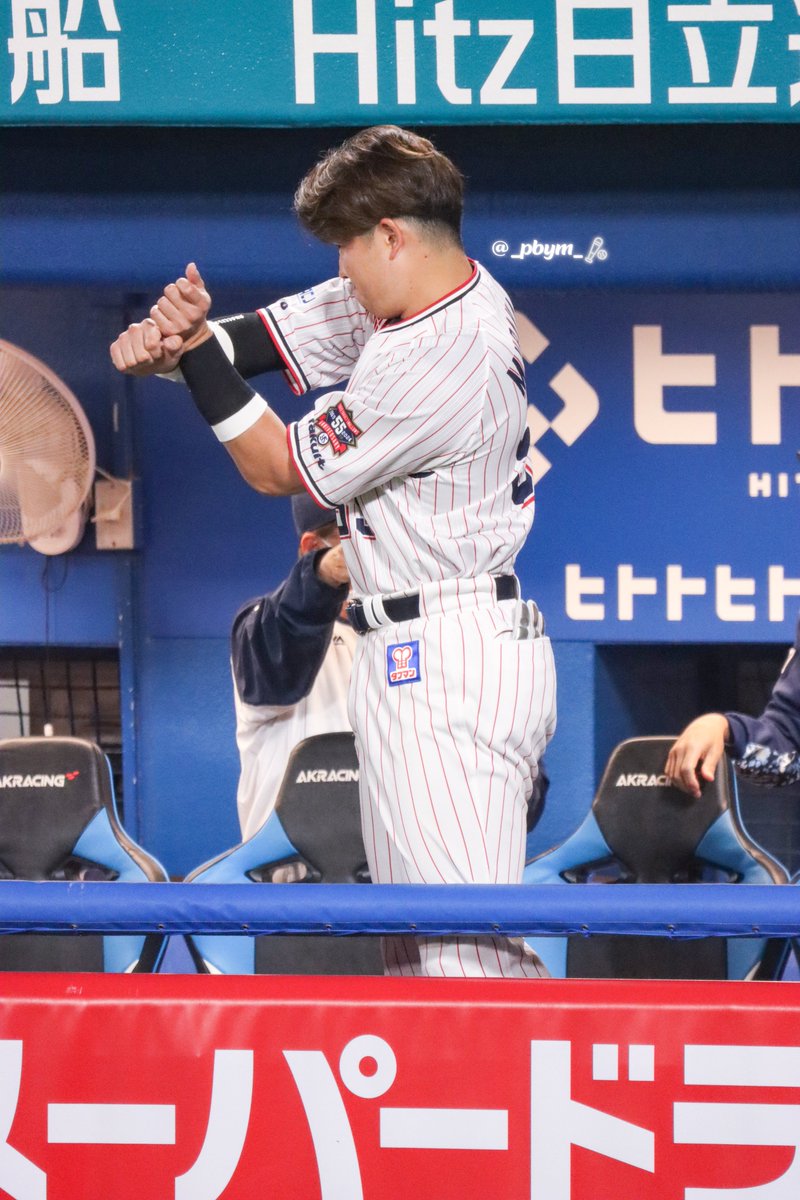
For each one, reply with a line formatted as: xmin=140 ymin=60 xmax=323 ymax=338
xmin=179 ymin=333 xmax=271 ymax=441
xmin=180 ymin=334 xmax=267 ymax=439
xmin=215 ymin=312 xmax=283 ymax=378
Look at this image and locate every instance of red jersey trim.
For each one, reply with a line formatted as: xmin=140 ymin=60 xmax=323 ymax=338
xmin=378 ymin=262 xmax=480 ymax=335
xmin=258 ymin=307 xmax=309 ymax=396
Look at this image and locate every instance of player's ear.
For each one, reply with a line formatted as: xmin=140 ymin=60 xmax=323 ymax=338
xmin=380 ymin=218 xmax=404 ymax=259
xmin=299 ymin=530 xmax=322 ymax=556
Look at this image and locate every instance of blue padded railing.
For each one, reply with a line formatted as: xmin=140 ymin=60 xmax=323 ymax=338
xmin=0 ymin=882 xmax=799 ymax=939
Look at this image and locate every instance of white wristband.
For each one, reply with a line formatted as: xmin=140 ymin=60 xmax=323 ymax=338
xmin=212 ymin=393 xmax=270 ymax=443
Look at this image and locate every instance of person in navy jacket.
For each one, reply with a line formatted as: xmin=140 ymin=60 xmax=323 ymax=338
xmin=666 ymin=620 xmax=800 ymax=796
xmin=231 ymin=494 xmax=356 ymax=839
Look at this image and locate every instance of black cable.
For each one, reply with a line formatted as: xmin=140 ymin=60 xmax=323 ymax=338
xmin=40 ymin=556 xmax=70 ymax=732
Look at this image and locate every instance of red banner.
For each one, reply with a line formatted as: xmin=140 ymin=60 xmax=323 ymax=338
xmin=0 ymin=974 xmax=798 ymax=1199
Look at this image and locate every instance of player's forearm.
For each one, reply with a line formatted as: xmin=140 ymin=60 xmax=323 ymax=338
xmin=180 ymin=330 xmax=302 ymax=496
xmin=225 ymin=410 xmax=303 ymax=496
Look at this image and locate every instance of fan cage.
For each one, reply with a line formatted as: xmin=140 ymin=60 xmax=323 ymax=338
xmin=0 ymin=340 xmax=95 ymax=544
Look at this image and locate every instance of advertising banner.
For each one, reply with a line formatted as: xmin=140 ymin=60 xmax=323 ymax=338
xmin=3 ymin=0 xmax=800 ymax=126
xmin=1 ymin=973 xmax=800 ymax=1199
xmin=510 ymin=290 xmax=800 ymax=643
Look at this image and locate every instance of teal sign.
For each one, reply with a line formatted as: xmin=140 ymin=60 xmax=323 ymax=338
xmin=4 ymin=0 xmax=800 ymax=124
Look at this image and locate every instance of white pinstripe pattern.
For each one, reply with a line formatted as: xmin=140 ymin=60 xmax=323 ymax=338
xmin=283 ymin=264 xmax=533 ymax=597
xmin=350 ymin=600 xmax=556 ymax=978
xmin=267 ymin=263 xmax=555 ymax=978
xmin=260 ymin=277 xmax=374 ymax=396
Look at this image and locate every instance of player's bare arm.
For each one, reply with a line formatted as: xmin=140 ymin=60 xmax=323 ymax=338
xmin=223 ymin=408 xmax=303 ymax=497
xmin=664 ymin=712 xmax=730 ymax=798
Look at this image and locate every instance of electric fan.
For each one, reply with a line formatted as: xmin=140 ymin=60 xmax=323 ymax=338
xmin=0 ymin=339 xmax=97 ymax=555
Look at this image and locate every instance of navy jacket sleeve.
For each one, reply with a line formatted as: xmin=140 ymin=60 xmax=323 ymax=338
xmin=725 ymin=618 xmax=800 ymax=786
xmin=231 ymin=551 xmax=349 ymax=707
xmin=726 ymin=619 xmax=800 ymax=756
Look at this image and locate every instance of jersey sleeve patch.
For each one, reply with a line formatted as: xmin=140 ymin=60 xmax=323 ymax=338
xmin=316 ymin=402 xmax=363 ymax=455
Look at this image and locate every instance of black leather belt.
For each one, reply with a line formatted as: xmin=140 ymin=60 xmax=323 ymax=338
xmin=347 ymin=575 xmax=520 ymax=635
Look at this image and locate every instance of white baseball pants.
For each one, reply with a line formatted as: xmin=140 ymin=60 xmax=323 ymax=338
xmin=349 ymin=594 xmax=557 ymax=978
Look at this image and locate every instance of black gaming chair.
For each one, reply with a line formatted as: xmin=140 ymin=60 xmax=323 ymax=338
xmin=0 ymin=736 xmax=168 ymax=972
xmin=184 ymin=732 xmax=384 ymax=975
xmin=524 ymin=736 xmax=789 ymax=980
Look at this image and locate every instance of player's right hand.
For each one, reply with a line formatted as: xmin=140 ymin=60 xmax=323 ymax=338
xmin=109 ymin=318 xmax=184 ymax=376
xmin=149 ymin=262 xmax=212 ymax=352
xmin=664 ymin=712 xmax=730 ymax=798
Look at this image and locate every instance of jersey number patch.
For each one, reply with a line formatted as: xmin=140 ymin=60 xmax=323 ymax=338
xmin=512 ymin=428 xmax=535 ymax=508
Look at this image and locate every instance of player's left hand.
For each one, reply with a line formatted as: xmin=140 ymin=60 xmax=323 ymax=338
xmin=150 ymin=262 xmax=212 ymax=352
xmin=109 ymin=317 xmax=184 ymax=376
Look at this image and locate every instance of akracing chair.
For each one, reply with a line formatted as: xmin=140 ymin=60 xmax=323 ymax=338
xmin=524 ymin=736 xmax=789 ymax=980
xmin=0 ymin=736 xmax=168 ymax=972
xmin=184 ymin=732 xmax=384 ymax=975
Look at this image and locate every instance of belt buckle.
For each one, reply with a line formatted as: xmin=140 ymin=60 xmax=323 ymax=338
xmin=346 ymin=600 xmax=370 ymax=636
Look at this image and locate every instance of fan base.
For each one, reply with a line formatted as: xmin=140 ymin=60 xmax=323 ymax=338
xmin=27 ymin=508 xmax=86 ymax=556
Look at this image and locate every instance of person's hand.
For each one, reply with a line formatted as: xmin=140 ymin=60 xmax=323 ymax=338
xmin=149 ymin=262 xmax=212 ymax=352
xmin=109 ymin=317 xmax=185 ymax=376
xmin=664 ymin=713 xmax=730 ymax=798
xmin=315 ymin=545 xmax=350 ymax=588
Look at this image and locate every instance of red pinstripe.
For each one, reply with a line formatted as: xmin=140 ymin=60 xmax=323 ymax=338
xmin=377 ymin=643 xmax=439 ymax=885
xmin=403 ymin=670 xmax=449 ymax=885
xmin=325 ymin=352 xmax=486 ymax=491
xmin=497 ymin=633 xmax=522 ymax=886
xmin=421 ymin=631 xmax=477 ymax=880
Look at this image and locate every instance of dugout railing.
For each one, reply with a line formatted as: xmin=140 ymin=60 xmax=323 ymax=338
xmin=0 ymin=881 xmax=798 ymax=944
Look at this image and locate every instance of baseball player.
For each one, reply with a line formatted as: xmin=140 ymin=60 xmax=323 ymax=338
xmin=233 ymin=493 xmax=355 ymax=841
xmin=666 ymin=618 xmax=800 ymax=795
xmin=110 ymin=125 xmax=557 ymax=978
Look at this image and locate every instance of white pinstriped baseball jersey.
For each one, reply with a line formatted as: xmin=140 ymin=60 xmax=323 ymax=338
xmin=259 ymin=262 xmax=555 ymax=979
xmin=260 ymin=263 xmax=535 ymax=598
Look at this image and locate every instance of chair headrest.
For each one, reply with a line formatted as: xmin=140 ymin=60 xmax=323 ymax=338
xmin=592 ymin=736 xmax=733 ymax=882
xmin=0 ymin=737 xmax=114 ymax=879
xmin=274 ymin=733 xmax=365 ymax=883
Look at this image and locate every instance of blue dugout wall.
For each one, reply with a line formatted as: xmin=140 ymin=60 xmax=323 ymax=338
xmin=1 ymin=123 xmax=799 ymax=877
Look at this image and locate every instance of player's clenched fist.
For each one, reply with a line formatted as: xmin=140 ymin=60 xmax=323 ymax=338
xmin=109 ymin=317 xmax=184 ymax=377
xmin=109 ymin=263 xmax=213 ymax=376
xmin=149 ymin=262 xmax=212 ymax=352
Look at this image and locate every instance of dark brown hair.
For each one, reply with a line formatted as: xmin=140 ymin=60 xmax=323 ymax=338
xmin=293 ymin=125 xmax=464 ymax=246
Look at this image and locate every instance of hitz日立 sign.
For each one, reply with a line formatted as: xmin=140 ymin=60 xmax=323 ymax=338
xmin=4 ymin=0 xmax=800 ymax=125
